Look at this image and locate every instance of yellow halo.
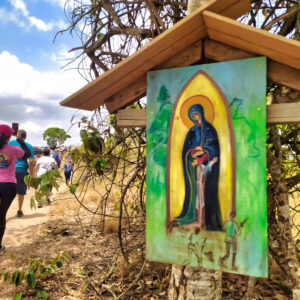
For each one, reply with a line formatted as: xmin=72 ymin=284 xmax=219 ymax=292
xmin=180 ymin=95 xmax=215 ymax=128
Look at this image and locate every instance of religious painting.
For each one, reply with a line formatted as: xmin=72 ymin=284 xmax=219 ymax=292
xmin=146 ymin=57 xmax=267 ymax=277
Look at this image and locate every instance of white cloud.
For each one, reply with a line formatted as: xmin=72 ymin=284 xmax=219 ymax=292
xmin=50 ymin=44 xmax=77 ymax=67
xmin=0 ymin=1 xmax=67 ymax=32
xmin=9 ymin=0 xmax=28 ymax=16
xmin=0 ymin=50 xmax=84 ymax=101
xmin=44 ymin=0 xmax=90 ymax=9
xmin=44 ymin=0 xmax=66 ymax=8
xmin=0 ymin=51 xmax=90 ymax=146
xmin=28 ymin=16 xmax=54 ymax=31
xmin=28 ymin=17 xmax=67 ymax=32
xmin=0 ymin=7 xmax=22 ymax=25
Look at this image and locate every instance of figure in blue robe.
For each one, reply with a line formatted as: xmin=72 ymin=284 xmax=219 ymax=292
xmin=175 ymin=104 xmax=223 ymax=231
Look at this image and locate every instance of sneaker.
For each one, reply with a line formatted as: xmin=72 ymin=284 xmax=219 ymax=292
xmin=37 ymin=203 xmax=42 ymax=208
xmin=0 ymin=245 xmax=6 ymax=253
xmin=17 ymin=210 xmax=24 ymax=217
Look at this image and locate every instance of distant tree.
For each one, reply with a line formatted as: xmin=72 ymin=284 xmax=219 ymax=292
xmin=43 ymin=127 xmax=71 ymax=147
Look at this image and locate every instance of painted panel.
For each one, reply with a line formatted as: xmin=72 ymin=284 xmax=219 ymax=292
xmin=146 ymin=57 xmax=267 ymax=277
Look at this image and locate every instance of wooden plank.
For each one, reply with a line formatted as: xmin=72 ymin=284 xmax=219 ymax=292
xmin=153 ymin=40 xmax=202 ymax=70
xmin=60 ymin=0 xmax=250 ymax=111
xmin=206 ymin=0 xmax=250 ymax=19
xmin=203 ymin=11 xmax=300 ymax=70
xmin=267 ymin=103 xmax=300 ymax=124
xmin=117 ymin=104 xmax=300 ymax=127
xmin=105 ymin=40 xmax=203 ymax=113
xmin=117 ymin=119 xmax=147 ymax=127
xmin=117 ymin=109 xmax=146 ymax=127
xmin=204 ymin=39 xmax=300 ymax=92
xmin=118 ymin=108 xmax=147 ymax=120
xmin=267 ymin=60 xmax=300 ymax=92
xmin=105 ymin=76 xmax=147 ymax=113
xmin=204 ymin=39 xmax=254 ymax=61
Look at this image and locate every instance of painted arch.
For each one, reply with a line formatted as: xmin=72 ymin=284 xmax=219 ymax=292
xmin=166 ymin=70 xmax=236 ymax=232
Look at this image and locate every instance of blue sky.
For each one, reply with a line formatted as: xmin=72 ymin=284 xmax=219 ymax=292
xmin=0 ymin=0 xmax=88 ymax=146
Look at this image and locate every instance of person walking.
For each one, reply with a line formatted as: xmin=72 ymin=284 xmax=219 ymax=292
xmin=35 ymin=148 xmax=57 ymax=207
xmin=50 ymin=145 xmax=61 ymax=168
xmin=62 ymin=160 xmax=73 ymax=184
xmin=9 ymin=129 xmax=35 ymax=217
xmin=0 ymin=124 xmax=24 ymax=252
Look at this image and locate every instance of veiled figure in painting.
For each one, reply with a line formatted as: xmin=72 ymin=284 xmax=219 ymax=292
xmin=175 ymin=104 xmax=223 ymax=231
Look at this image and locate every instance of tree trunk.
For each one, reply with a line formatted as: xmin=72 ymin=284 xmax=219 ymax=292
xmin=267 ymin=126 xmax=300 ymax=298
xmin=168 ymin=265 xmax=222 ymax=300
xmin=187 ymin=0 xmax=210 ymax=14
xmin=168 ymin=1 xmax=222 ymax=299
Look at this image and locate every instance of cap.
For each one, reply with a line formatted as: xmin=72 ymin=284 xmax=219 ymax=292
xmin=0 ymin=124 xmax=15 ymax=137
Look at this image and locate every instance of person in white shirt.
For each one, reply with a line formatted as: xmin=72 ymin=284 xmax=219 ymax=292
xmin=34 ymin=148 xmax=57 ymax=207
xmin=35 ymin=148 xmax=56 ymax=177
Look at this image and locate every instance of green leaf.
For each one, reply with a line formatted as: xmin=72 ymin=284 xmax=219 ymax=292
xmin=30 ymin=197 xmax=36 ymax=209
xmin=48 ymin=266 xmax=55 ymax=274
xmin=15 ymin=271 xmax=21 ymax=286
xmin=36 ymin=290 xmax=49 ymax=299
xmin=32 ymin=263 xmax=39 ymax=274
xmin=56 ymin=260 xmax=63 ymax=268
xmin=69 ymin=185 xmax=76 ymax=194
xmin=26 ymin=272 xmax=36 ymax=288
xmin=12 ymin=271 xmax=18 ymax=285
xmin=61 ymin=252 xmax=70 ymax=262
xmin=52 ymin=254 xmax=60 ymax=264
xmin=91 ymin=158 xmax=98 ymax=168
xmin=98 ymin=159 xmax=106 ymax=168
xmin=13 ymin=292 xmax=23 ymax=300
xmin=4 ymin=271 xmax=10 ymax=282
xmin=97 ymin=33 xmax=103 ymax=39
xmin=24 ymin=175 xmax=30 ymax=185
xmin=80 ymin=129 xmax=88 ymax=140
xmin=54 ymin=170 xmax=61 ymax=177
xmin=19 ymin=270 xmax=25 ymax=282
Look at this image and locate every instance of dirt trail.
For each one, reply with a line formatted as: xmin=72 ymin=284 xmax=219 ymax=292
xmin=3 ymin=189 xmax=50 ymax=249
xmin=0 ymin=179 xmax=105 ymax=299
xmin=0 ymin=180 xmax=148 ymax=299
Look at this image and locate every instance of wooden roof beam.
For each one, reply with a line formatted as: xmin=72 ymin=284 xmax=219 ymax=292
xmin=204 ymin=39 xmax=300 ymax=92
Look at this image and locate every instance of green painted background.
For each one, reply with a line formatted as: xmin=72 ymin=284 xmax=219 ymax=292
xmin=146 ymin=57 xmax=267 ymax=277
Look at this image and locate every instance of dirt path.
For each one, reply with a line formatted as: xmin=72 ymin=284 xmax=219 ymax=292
xmin=0 ymin=180 xmax=105 ymax=299
xmin=3 ymin=189 xmax=50 ymax=249
xmin=0 ymin=182 xmax=148 ymax=299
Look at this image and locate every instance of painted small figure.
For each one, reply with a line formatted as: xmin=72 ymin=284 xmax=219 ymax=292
xmin=184 ymin=228 xmax=207 ymax=265
xmin=220 ymin=212 xmax=248 ymax=270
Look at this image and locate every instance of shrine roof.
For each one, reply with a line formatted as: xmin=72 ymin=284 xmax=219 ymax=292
xmin=60 ymin=0 xmax=300 ymax=113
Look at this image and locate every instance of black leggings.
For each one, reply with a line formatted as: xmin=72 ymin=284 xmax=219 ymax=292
xmin=64 ymin=171 xmax=71 ymax=182
xmin=0 ymin=183 xmax=17 ymax=247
